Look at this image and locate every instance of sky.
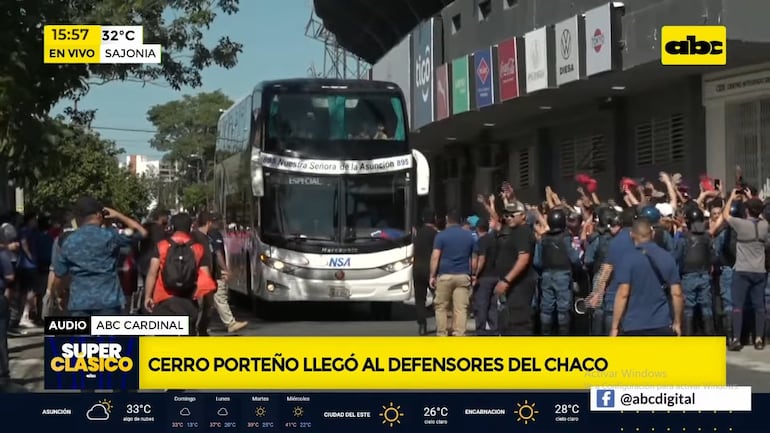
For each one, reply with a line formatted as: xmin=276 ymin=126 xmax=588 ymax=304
xmin=54 ymin=0 xmax=325 ymax=160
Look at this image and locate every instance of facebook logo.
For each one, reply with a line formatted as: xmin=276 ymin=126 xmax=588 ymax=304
xmin=597 ymin=389 xmax=615 ymax=407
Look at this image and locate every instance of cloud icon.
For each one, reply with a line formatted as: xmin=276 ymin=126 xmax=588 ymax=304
xmin=179 ymin=407 xmax=191 ymax=417
xmin=86 ymin=404 xmax=110 ymax=421
xmin=217 ymin=408 xmax=229 ymax=417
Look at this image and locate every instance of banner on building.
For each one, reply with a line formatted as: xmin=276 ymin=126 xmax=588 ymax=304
xmin=451 ymin=55 xmax=470 ymax=114
xmin=524 ymin=26 xmax=554 ymax=93
xmin=435 ymin=63 xmax=450 ymax=121
xmin=473 ymin=47 xmax=495 ymax=108
xmin=411 ymin=19 xmax=434 ymax=128
xmin=554 ymin=15 xmax=584 ymax=86
xmin=497 ymin=37 xmax=520 ymax=101
xmin=585 ymin=3 xmax=614 ymax=76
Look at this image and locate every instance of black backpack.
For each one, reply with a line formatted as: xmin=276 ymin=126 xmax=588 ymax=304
xmin=653 ymin=226 xmax=668 ymax=250
xmin=161 ymin=239 xmax=198 ymax=297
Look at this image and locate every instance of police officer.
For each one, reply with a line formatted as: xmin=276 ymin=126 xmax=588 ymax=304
xmin=675 ymin=207 xmax=715 ymax=335
xmin=584 ymin=207 xmax=622 ymax=335
xmin=533 ymin=208 xmax=581 ymax=335
xmin=639 ymin=205 xmax=674 ymax=252
xmin=714 ymin=201 xmax=743 ymax=338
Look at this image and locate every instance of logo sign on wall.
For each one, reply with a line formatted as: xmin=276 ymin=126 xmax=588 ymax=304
xmin=497 ymin=38 xmax=519 ymax=101
xmin=473 ymin=48 xmax=495 ymax=108
xmin=585 ymin=3 xmax=613 ymax=76
xmin=435 ymin=64 xmax=450 ymax=121
xmin=554 ymin=16 xmax=580 ymax=86
xmin=411 ymin=19 xmax=434 ymax=129
xmin=525 ymin=27 xmax=549 ymax=93
xmin=451 ymin=56 xmax=470 ymax=114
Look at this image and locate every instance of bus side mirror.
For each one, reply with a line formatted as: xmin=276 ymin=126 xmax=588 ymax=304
xmin=251 ymin=148 xmax=264 ymax=197
xmin=412 ymin=149 xmax=430 ymax=196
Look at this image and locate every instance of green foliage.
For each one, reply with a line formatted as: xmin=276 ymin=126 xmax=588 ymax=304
xmin=147 ymin=90 xmax=233 ymax=163
xmin=1 ymin=0 xmax=243 ymax=183
xmin=181 ymin=183 xmax=211 ymax=214
xmin=28 ymin=120 xmax=151 ymax=217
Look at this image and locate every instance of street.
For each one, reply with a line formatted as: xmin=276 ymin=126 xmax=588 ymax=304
xmin=5 ymin=302 xmax=770 ymax=392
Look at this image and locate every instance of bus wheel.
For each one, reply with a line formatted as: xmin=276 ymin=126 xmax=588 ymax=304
xmin=371 ymin=302 xmax=392 ymax=321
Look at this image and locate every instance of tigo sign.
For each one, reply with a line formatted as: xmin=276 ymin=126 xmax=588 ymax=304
xmin=661 ymin=26 xmax=726 ymax=66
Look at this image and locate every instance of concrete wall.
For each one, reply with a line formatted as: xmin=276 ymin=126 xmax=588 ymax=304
xmin=373 ymin=36 xmax=412 ymax=123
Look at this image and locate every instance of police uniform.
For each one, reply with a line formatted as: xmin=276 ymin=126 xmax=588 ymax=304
xmin=675 ymin=221 xmax=715 ymax=335
xmin=585 ymin=228 xmax=614 ymax=335
xmin=533 ymin=210 xmax=580 ymax=336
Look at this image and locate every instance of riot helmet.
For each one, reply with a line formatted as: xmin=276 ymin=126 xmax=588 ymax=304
xmin=639 ymin=205 xmax=662 ymax=224
xmin=546 ymin=208 xmax=568 ymax=231
xmin=685 ymin=207 xmax=705 ymax=224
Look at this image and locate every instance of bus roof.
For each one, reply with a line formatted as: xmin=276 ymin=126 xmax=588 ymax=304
xmin=217 ymin=93 xmax=251 ymax=122
xmin=256 ymin=78 xmax=402 ymax=93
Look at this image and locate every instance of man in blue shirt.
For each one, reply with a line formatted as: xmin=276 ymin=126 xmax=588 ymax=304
xmin=587 ymin=207 xmax=638 ymax=334
xmin=429 ymin=209 xmax=478 ymax=337
xmin=52 ymin=197 xmax=148 ymax=316
xmin=611 ymin=219 xmax=684 ymax=336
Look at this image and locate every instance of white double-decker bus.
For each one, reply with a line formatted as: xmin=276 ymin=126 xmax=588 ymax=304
xmin=214 ymin=79 xmax=429 ymax=318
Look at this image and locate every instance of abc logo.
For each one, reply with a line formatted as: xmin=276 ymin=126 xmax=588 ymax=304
xmin=415 ymin=45 xmax=432 ymax=98
xmin=661 ymin=26 xmax=726 ymax=66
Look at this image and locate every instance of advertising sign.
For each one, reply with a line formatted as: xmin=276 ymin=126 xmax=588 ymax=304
xmin=473 ymin=48 xmax=494 ymax=108
xmin=497 ymin=38 xmax=519 ymax=101
xmin=451 ymin=56 xmax=470 ymax=115
xmin=435 ymin=63 xmax=450 ymax=121
xmin=411 ymin=19 xmax=434 ymax=128
xmin=525 ymin=27 xmax=549 ymax=93
xmin=585 ymin=3 xmax=612 ymax=76
xmin=555 ymin=16 xmax=580 ymax=85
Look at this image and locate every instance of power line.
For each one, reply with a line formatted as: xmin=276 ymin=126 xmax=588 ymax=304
xmin=92 ymin=126 xmax=157 ymax=133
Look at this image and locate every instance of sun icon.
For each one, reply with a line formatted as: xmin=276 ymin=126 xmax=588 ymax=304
xmin=292 ymin=406 xmax=304 ymax=418
xmin=255 ymin=406 xmax=267 ymax=417
xmin=513 ymin=400 xmax=538 ymax=425
xmin=378 ymin=402 xmax=404 ymax=427
xmin=99 ymin=399 xmax=113 ymax=413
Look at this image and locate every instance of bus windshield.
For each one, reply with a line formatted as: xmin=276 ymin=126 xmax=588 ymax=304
xmin=268 ymin=92 xmax=406 ymax=141
xmin=262 ymin=174 xmax=339 ymax=240
xmin=343 ymin=172 xmax=409 ymax=242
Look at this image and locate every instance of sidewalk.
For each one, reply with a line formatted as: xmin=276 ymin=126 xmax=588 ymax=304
xmin=4 ymin=326 xmax=44 ymax=392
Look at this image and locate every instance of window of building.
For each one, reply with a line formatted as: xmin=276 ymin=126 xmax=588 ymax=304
xmin=518 ymin=148 xmax=531 ymax=188
xmin=726 ymin=99 xmax=770 ymax=187
xmin=634 ymin=113 xmax=686 ymax=167
xmin=560 ymin=134 xmax=607 ymax=177
xmin=477 ymin=0 xmax=492 ymax=21
xmin=451 ymin=14 xmax=462 ymax=34
xmin=504 ymin=0 xmax=519 ymax=10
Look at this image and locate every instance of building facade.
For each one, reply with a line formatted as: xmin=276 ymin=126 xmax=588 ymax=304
xmin=356 ymin=0 xmax=770 ymax=215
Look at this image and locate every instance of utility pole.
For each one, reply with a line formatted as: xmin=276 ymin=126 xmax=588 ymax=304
xmin=304 ymin=7 xmax=370 ymax=79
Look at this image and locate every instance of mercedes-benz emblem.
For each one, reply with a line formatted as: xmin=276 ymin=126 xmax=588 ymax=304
xmin=560 ymin=29 xmax=571 ymax=60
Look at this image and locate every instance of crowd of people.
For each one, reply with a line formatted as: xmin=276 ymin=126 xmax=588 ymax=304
xmin=414 ymin=171 xmax=769 ymax=350
xmin=0 ymin=197 xmax=248 ymax=386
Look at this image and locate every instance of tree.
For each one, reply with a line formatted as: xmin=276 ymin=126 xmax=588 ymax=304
xmin=181 ymin=183 xmax=211 ymax=214
xmin=147 ymin=90 xmax=234 ymax=163
xmin=1 ymin=0 xmax=243 ymax=183
xmin=28 ymin=119 xmax=151 ymax=217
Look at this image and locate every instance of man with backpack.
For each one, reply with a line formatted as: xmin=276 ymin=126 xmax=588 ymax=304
xmin=143 ymin=213 xmax=216 ymax=333
xmin=674 ymin=208 xmax=715 ymax=336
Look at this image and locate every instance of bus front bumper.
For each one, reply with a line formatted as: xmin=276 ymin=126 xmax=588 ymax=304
xmin=257 ymin=266 xmax=412 ymax=302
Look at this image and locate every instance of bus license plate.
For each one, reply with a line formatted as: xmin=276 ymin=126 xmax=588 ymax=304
xmin=329 ymin=287 xmax=351 ymax=298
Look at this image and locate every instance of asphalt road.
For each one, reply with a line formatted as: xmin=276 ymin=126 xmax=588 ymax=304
xmin=5 ymin=301 xmax=770 ymax=392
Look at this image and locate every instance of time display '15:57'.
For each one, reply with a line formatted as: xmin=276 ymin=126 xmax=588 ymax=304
xmin=49 ymin=28 xmax=91 ymax=41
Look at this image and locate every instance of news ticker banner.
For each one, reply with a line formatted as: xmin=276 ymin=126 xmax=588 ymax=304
xmin=43 ymin=317 xmax=726 ymax=391
xmin=0 ymin=391 xmax=762 ymax=433
xmin=43 ymin=25 xmax=161 ymax=64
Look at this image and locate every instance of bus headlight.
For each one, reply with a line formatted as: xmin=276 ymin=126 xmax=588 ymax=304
xmin=381 ymin=258 xmax=413 ymax=273
xmin=260 ymin=254 xmax=295 ymax=273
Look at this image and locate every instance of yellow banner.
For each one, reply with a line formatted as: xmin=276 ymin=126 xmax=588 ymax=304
xmin=138 ymin=337 xmax=725 ymax=390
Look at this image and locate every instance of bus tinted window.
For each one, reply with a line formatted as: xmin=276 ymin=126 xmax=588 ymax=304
xmin=268 ymin=93 xmax=406 ymax=141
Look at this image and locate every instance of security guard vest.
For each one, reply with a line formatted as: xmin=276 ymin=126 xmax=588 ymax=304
xmin=541 ymin=231 xmax=571 ymax=271
xmin=682 ymin=231 xmax=712 ymax=273
xmin=718 ymin=227 xmax=737 ymax=267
